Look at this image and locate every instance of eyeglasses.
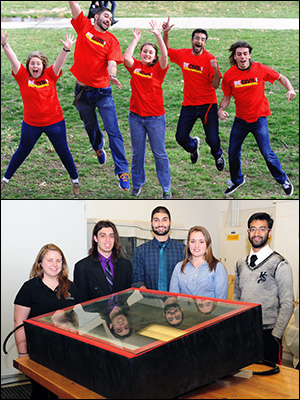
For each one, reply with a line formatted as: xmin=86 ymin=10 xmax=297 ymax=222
xmin=247 ymin=227 xmax=270 ymax=233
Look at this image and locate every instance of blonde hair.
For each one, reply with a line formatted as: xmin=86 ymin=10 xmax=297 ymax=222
xmin=181 ymin=226 xmax=219 ymax=273
xmin=30 ymin=243 xmax=71 ymax=300
xmin=26 ymin=51 xmax=49 ymax=75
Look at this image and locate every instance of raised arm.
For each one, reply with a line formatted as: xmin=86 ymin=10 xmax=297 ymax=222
xmin=1 ymin=29 xmax=20 ymax=75
xmin=277 ymin=74 xmax=297 ymax=103
xmin=69 ymin=1 xmax=81 ymax=19
xmin=162 ymin=16 xmax=175 ymax=50
xmin=53 ymin=33 xmax=76 ymax=76
xmin=124 ymin=28 xmax=142 ymax=69
xmin=149 ymin=20 xmax=168 ymax=70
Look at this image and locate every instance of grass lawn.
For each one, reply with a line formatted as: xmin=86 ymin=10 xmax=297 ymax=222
xmin=1 ymin=13 xmax=299 ymax=199
xmin=1 ymin=1 xmax=299 ymax=19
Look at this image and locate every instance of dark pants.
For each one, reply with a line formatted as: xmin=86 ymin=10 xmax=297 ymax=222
xmin=176 ymin=104 xmax=223 ymax=159
xmin=228 ymin=116 xmax=287 ymax=185
xmin=4 ymin=120 xmax=78 ymax=180
xmin=263 ymin=329 xmax=282 ymax=364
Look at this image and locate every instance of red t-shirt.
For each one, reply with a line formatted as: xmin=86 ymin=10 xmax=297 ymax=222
xmin=168 ymin=48 xmax=222 ymax=106
xmin=12 ymin=64 xmax=64 ymax=127
xmin=70 ymin=12 xmax=123 ymax=88
xmin=222 ymin=62 xmax=280 ymax=123
xmin=125 ymin=58 xmax=169 ymax=117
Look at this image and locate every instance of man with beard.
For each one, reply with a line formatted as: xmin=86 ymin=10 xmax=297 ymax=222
xmin=162 ymin=17 xmax=225 ymax=172
xmin=68 ymin=1 xmax=130 ymax=191
xmin=234 ymin=212 xmax=294 ymax=364
xmin=132 ymin=206 xmax=185 ymax=291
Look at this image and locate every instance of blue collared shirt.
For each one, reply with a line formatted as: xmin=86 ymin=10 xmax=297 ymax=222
xmin=170 ymin=260 xmax=228 ymax=299
xmin=132 ymin=237 xmax=186 ymax=290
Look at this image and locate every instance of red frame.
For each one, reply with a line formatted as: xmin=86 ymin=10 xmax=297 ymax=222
xmin=26 ymin=288 xmax=260 ymax=359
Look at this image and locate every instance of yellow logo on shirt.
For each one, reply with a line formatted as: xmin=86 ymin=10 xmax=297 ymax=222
xmin=86 ymin=32 xmax=106 ymax=47
xmin=28 ymin=79 xmax=49 ymax=88
xmin=183 ymin=62 xmax=203 ymax=74
xmin=133 ymin=68 xmax=153 ymax=79
xmin=234 ymin=78 xmax=258 ymax=88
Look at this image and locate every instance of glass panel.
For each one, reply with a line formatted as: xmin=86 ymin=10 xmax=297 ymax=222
xmin=33 ymin=289 xmax=246 ymax=355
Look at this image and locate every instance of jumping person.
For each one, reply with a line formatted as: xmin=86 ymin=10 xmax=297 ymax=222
xmin=1 ymin=29 xmax=80 ymax=195
xmin=124 ymin=21 xmax=171 ymax=199
xmin=68 ymin=1 xmax=130 ymax=191
xmin=162 ymin=16 xmax=225 ymax=171
xmin=218 ymin=41 xmax=296 ymax=196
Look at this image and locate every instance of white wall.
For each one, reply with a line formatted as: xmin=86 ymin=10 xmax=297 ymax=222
xmin=1 ymin=200 xmax=87 ymax=380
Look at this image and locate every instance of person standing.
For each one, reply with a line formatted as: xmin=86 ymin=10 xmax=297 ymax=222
xmin=170 ymin=226 xmax=228 ymax=299
xmin=234 ymin=212 xmax=294 ymax=364
xmin=162 ymin=16 xmax=225 ymax=171
xmin=14 ymin=244 xmax=80 ymax=398
xmin=74 ymin=220 xmax=132 ymax=302
xmin=124 ymin=22 xmax=171 ymax=199
xmin=1 ymin=29 xmax=80 ymax=196
xmin=132 ymin=206 xmax=185 ymax=291
xmin=218 ymin=41 xmax=296 ymax=196
xmin=68 ymin=1 xmax=130 ymax=191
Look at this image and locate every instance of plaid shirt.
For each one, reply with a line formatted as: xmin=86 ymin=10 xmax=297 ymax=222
xmin=132 ymin=236 xmax=186 ymax=290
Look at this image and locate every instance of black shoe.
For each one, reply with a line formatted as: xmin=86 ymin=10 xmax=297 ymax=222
xmin=282 ymin=178 xmax=293 ymax=196
xmin=224 ymin=178 xmax=245 ymax=196
xmin=111 ymin=19 xmax=118 ymax=26
xmin=131 ymin=187 xmax=141 ymax=197
xmin=190 ymin=137 xmax=200 ymax=164
xmin=215 ymin=155 xmax=225 ymax=171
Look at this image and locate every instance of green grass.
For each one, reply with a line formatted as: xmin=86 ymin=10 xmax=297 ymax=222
xmin=1 ymin=1 xmax=299 ymax=18
xmin=1 ymin=26 xmax=299 ymax=199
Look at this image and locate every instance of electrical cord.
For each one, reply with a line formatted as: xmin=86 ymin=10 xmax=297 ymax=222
xmin=252 ymin=359 xmax=280 ymax=375
xmin=2 ymin=324 xmax=24 ymax=354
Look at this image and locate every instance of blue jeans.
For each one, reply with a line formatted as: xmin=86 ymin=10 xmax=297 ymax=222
xmin=74 ymin=84 xmax=129 ymax=175
xmin=128 ymin=111 xmax=171 ymax=192
xmin=4 ymin=119 xmax=78 ymax=180
xmin=176 ymin=104 xmax=223 ymax=158
xmin=229 ymin=117 xmax=287 ymax=185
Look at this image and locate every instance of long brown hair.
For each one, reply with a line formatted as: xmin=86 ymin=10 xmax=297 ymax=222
xmin=89 ymin=220 xmax=122 ymax=262
xmin=30 ymin=243 xmax=71 ymax=300
xmin=181 ymin=226 xmax=219 ymax=273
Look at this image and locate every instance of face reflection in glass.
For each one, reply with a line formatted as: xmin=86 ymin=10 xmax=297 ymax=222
xmin=163 ymin=303 xmax=183 ymax=326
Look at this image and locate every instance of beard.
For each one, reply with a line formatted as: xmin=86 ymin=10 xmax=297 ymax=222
xmin=152 ymin=224 xmax=170 ymax=236
xmin=96 ymin=18 xmax=109 ymax=31
xmin=248 ymin=233 xmax=269 ymax=249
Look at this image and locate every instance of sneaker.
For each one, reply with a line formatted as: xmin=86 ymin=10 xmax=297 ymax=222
xmin=131 ymin=187 xmax=141 ymax=197
xmin=215 ymin=155 xmax=225 ymax=171
xmin=95 ymin=149 xmax=106 ymax=165
xmin=72 ymin=182 xmax=80 ymax=196
xmin=162 ymin=190 xmax=172 ymax=199
xmin=190 ymin=137 xmax=201 ymax=164
xmin=282 ymin=178 xmax=293 ymax=196
xmin=224 ymin=178 xmax=245 ymax=196
xmin=1 ymin=180 xmax=8 ymax=191
xmin=118 ymin=173 xmax=130 ymax=191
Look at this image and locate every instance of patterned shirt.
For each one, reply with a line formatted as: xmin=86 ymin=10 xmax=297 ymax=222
xmin=132 ymin=237 xmax=186 ymax=291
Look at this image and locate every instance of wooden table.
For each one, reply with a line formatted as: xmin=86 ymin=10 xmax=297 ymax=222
xmin=14 ymin=358 xmax=299 ymax=399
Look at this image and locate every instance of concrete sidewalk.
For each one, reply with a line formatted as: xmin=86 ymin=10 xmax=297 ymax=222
xmin=1 ymin=17 xmax=299 ymax=30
